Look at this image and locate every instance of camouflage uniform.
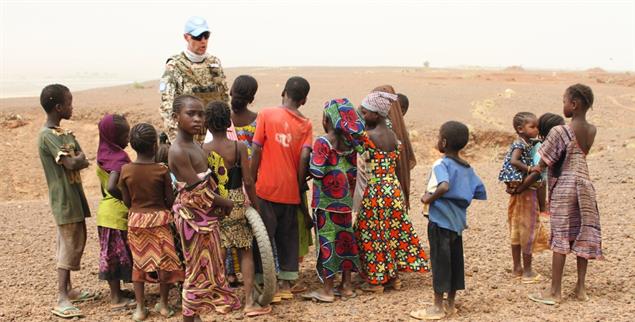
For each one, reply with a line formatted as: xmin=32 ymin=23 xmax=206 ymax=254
xmin=159 ymin=52 xmax=229 ymax=142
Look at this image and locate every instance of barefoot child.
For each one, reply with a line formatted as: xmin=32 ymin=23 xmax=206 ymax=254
xmin=410 ymin=121 xmax=487 ymax=320
xmin=250 ymin=76 xmax=313 ymax=299
xmin=119 ymin=123 xmax=185 ymax=320
xmin=168 ymin=95 xmax=240 ymax=320
xmin=355 ymin=92 xmax=429 ymax=293
xmin=498 ymin=112 xmax=549 ymax=283
xmin=95 ymin=114 xmax=135 ymax=310
xmin=203 ymin=101 xmax=271 ymax=317
xmin=533 ymin=113 xmax=566 ymax=216
xmin=518 ymin=84 xmax=603 ymax=305
xmin=37 ymin=84 xmax=94 ymax=318
xmin=302 ymin=98 xmax=363 ymax=302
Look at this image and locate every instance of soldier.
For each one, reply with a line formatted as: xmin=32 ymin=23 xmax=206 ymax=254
xmin=159 ymin=16 xmax=229 ymax=142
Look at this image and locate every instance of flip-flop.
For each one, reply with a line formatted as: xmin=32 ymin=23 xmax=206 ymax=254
xmin=528 ymin=293 xmax=557 ymax=305
xmin=409 ymin=308 xmax=445 ymax=320
xmin=51 ymin=305 xmax=83 ymax=318
xmin=110 ymin=298 xmax=136 ymax=311
xmin=69 ymin=290 xmax=99 ymax=303
xmin=388 ymin=278 xmax=402 ymax=290
xmin=153 ymin=303 xmax=176 ymax=318
xmin=334 ymin=288 xmax=358 ymax=300
xmin=132 ymin=307 xmax=149 ymax=322
xmin=522 ymin=274 xmax=544 ymax=284
xmin=290 ymin=283 xmax=308 ymax=294
xmin=244 ymin=305 xmax=272 ymax=317
xmin=275 ymin=290 xmax=294 ymax=300
xmin=270 ymin=295 xmax=282 ymax=304
xmin=360 ymin=284 xmax=384 ymax=293
xmin=301 ymin=290 xmax=335 ymax=303
xmin=214 ymin=304 xmax=232 ymax=314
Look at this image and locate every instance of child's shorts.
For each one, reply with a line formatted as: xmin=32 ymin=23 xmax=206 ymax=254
xmin=427 ymin=221 xmax=465 ymax=293
xmin=56 ymin=221 xmax=87 ymax=271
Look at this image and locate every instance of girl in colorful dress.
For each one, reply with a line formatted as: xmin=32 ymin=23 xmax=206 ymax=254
xmin=230 ymin=75 xmax=259 ymax=157
xmin=203 ymin=101 xmax=271 ymax=317
xmin=118 ymin=123 xmax=184 ymax=321
xmin=498 ymin=112 xmax=549 ymax=283
xmin=95 ymin=113 xmax=135 ymax=310
xmin=516 ymin=84 xmax=602 ymax=305
xmin=168 ymin=95 xmax=240 ymax=321
xmin=355 ymin=92 xmax=429 ymax=293
xmin=302 ymin=98 xmax=363 ymax=302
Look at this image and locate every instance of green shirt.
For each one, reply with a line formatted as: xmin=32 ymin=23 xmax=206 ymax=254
xmin=37 ymin=127 xmax=90 ymax=225
xmin=96 ymin=166 xmax=128 ymax=230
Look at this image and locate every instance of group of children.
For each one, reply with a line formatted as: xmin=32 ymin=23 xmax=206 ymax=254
xmin=37 ymin=78 xmax=601 ymax=321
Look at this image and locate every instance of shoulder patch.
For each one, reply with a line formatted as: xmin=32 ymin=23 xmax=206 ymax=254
xmin=159 ymin=81 xmax=167 ymax=92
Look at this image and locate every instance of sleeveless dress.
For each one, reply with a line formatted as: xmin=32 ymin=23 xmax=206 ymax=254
xmin=539 ymin=125 xmax=603 ymax=259
xmin=354 ymin=134 xmax=429 ymax=285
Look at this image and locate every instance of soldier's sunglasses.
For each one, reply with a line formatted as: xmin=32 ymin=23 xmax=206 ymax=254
xmin=190 ymin=32 xmax=210 ymax=41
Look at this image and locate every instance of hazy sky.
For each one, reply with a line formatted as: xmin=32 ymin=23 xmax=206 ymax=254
xmin=1 ymin=0 xmax=634 ymax=96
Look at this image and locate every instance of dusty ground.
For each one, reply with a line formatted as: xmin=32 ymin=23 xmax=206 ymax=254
xmin=1 ymin=67 xmax=634 ymax=321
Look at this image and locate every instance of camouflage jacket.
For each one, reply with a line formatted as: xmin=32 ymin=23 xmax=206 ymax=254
xmin=159 ymin=52 xmax=229 ymax=140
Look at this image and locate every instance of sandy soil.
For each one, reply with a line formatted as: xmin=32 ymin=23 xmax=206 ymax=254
xmin=1 ymin=67 xmax=634 ymax=321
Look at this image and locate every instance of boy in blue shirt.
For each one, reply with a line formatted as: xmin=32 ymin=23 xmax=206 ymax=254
xmin=410 ymin=121 xmax=487 ymax=320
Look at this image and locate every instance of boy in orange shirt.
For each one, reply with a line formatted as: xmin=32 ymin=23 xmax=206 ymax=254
xmin=251 ymin=76 xmax=313 ymax=298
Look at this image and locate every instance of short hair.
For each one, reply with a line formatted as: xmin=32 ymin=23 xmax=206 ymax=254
xmin=172 ymin=94 xmax=203 ymax=114
xmin=397 ymin=93 xmax=409 ymax=112
xmin=155 ymin=132 xmax=170 ymax=164
xmin=230 ymin=75 xmax=258 ymax=113
xmin=512 ymin=112 xmax=537 ymax=133
xmin=566 ymin=83 xmax=594 ymax=110
xmin=40 ymin=84 xmax=70 ymax=113
xmin=538 ymin=113 xmax=565 ymax=138
xmin=205 ymin=101 xmax=231 ymax=132
xmin=440 ymin=121 xmax=469 ymax=151
xmin=129 ymin=123 xmax=157 ymax=155
xmin=283 ymin=76 xmax=310 ymax=102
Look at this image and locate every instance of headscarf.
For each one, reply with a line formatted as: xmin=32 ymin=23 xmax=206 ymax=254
xmin=97 ymin=114 xmax=130 ymax=173
xmin=361 ymin=91 xmax=398 ymax=117
xmin=323 ymin=98 xmax=365 ymax=139
xmin=372 ymin=85 xmax=417 ymax=209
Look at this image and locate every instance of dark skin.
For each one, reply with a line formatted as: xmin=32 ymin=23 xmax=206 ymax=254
xmin=167 ymin=100 xmax=234 ymax=322
xmin=419 ymin=130 xmax=464 ymax=317
xmin=105 ymin=123 xmax=130 ymax=201
xmin=358 ymin=106 xmax=401 ymax=292
xmin=516 ymin=89 xmax=597 ymax=304
xmin=507 ymin=117 xmax=540 ymax=279
xmin=202 ymin=128 xmax=263 ymax=313
xmin=250 ymin=90 xmax=311 ymax=292
xmin=230 ymin=88 xmax=258 ymax=127
xmin=120 ymin=143 xmax=175 ymax=319
xmin=44 ymin=90 xmax=91 ymax=311
xmin=306 ymin=114 xmax=356 ymax=301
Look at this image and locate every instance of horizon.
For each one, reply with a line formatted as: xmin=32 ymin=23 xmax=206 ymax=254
xmin=1 ymin=0 xmax=634 ymax=98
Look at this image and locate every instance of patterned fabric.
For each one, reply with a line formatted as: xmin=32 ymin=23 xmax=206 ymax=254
xmin=539 ymin=125 xmax=603 ymax=259
xmin=207 ymin=151 xmax=254 ymax=249
xmin=159 ymin=52 xmax=229 ymax=142
xmin=507 ymin=187 xmax=549 ymax=254
xmin=314 ymin=209 xmax=360 ymax=280
xmin=498 ymin=139 xmax=533 ymax=182
xmin=323 ymin=98 xmax=365 ymax=147
xmin=97 ymin=227 xmax=132 ymax=282
xmin=173 ymin=177 xmax=240 ymax=316
xmin=235 ymin=120 xmax=257 ymax=157
xmin=129 ymin=223 xmax=184 ymax=283
xmin=128 ymin=209 xmax=173 ymax=228
xmin=361 ymin=91 xmax=398 ymax=117
xmin=354 ymin=134 xmax=429 ymax=285
xmin=310 ymin=137 xmax=357 ymax=213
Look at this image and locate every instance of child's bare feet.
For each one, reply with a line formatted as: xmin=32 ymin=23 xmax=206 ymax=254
xmin=528 ymin=291 xmax=560 ymax=305
xmin=154 ymin=302 xmax=175 ymax=318
xmin=574 ymin=284 xmax=589 ymax=301
xmin=410 ymin=306 xmax=446 ymax=320
xmin=132 ymin=306 xmax=148 ymax=321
